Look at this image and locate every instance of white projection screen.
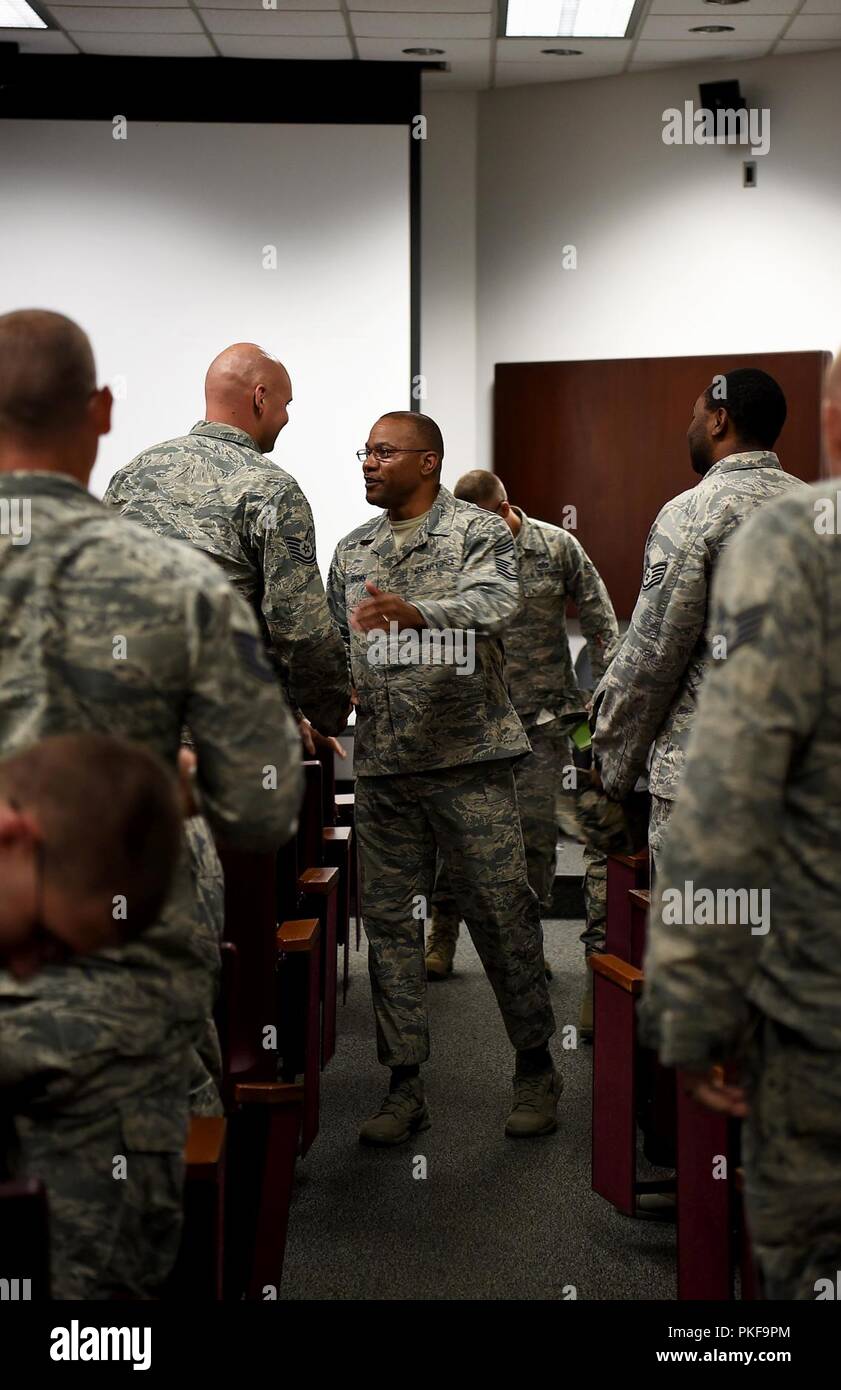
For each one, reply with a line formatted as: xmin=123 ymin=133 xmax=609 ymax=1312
xmin=0 ymin=119 xmax=412 ymax=573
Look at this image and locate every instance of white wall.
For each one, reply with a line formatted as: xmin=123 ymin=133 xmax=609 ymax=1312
xmin=420 ymin=91 xmax=479 ymax=483
xmin=419 ymin=49 xmax=841 ymax=470
xmin=0 ymin=120 xmax=411 ymax=574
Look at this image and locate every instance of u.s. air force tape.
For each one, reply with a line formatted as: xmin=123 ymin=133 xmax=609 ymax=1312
xmin=494 ymin=533 xmax=517 ymax=580
xmin=232 ymin=629 xmax=276 ymax=683
xmin=641 ymin=560 xmax=667 ymax=591
xmin=283 ymin=532 xmax=317 ymax=565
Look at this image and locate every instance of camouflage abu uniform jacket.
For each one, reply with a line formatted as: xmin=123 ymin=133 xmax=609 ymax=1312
xmin=505 ymin=508 xmax=618 ymax=729
xmin=639 ymin=482 xmax=841 ymax=1066
xmin=327 ymin=486 xmax=530 ymax=776
xmin=104 ymin=420 xmax=350 ymax=733
xmin=0 ymin=473 xmax=301 ymax=1191
xmin=592 ymin=451 xmax=804 ymax=802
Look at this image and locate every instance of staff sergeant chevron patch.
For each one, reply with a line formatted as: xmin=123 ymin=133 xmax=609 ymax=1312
xmin=641 ymin=560 xmax=667 ymax=590
xmin=722 ymin=602 xmax=769 ymax=656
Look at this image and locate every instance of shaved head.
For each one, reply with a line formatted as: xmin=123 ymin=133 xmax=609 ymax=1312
xmin=0 ymin=309 xmax=96 ymax=439
xmin=0 ymin=309 xmax=111 ymax=482
xmin=205 ymin=343 xmax=292 ymax=453
xmin=454 ymin=470 xmax=506 ymax=510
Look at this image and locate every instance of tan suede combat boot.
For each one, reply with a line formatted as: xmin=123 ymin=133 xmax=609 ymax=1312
xmin=505 ymin=1067 xmax=563 ymax=1138
xmin=358 ymin=1077 xmax=431 ymax=1146
xmin=425 ymin=909 xmax=460 ymax=980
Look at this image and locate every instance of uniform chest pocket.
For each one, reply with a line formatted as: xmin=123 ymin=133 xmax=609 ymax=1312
xmin=521 ymin=567 xmax=567 ymax=600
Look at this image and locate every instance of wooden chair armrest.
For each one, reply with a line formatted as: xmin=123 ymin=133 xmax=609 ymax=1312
xmin=185 ymin=1117 xmax=227 ymax=1175
xmin=629 ymin=888 xmax=651 ymax=910
xmin=609 ymin=849 xmax=650 ymax=869
xmin=323 ymin=826 xmax=352 ymax=846
xmin=298 ymin=866 xmax=340 ymax=895
xmin=233 ymin=1081 xmax=306 ymax=1106
xmin=276 ymin=917 xmax=321 ymax=952
xmin=589 ymin=952 xmax=644 ymax=995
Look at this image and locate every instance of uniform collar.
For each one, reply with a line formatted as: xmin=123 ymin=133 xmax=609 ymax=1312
xmin=0 ymin=470 xmax=91 ymax=499
xmin=704 ymin=450 xmax=781 ymax=480
xmin=189 ymin=420 xmax=263 ymax=453
xmin=510 ymin=505 xmax=539 ymax=550
xmin=362 ymin=485 xmax=456 ymax=558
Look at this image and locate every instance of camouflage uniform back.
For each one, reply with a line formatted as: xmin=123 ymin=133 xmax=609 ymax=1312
xmin=593 ymin=451 xmax=805 ymax=863
xmin=640 ymin=481 xmax=841 ymax=1298
xmin=104 ymin=420 xmax=350 ymax=733
xmin=0 ymin=471 xmax=301 ymax=1298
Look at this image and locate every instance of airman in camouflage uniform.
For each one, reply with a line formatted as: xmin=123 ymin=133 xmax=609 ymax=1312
xmin=104 ymin=343 xmax=351 ymax=737
xmin=427 ymin=472 xmax=618 ymax=997
xmin=0 ymin=311 xmax=302 ymax=1298
xmin=592 ymin=369 xmax=804 ymax=866
xmin=327 ymin=413 xmax=559 ymax=1145
xmin=639 ymin=469 xmax=841 ymax=1300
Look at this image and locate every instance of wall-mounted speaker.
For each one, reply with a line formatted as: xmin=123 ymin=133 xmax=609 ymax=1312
xmin=699 ymin=79 xmax=747 ymax=112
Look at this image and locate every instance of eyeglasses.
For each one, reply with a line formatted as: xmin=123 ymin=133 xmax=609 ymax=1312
xmin=356 ymin=445 xmax=429 ymax=464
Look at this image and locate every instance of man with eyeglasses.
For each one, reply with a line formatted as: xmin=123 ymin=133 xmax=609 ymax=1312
xmin=0 ymin=309 xmax=302 ymax=1298
xmin=426 ymin=471 xmax=618 ymax=1041
xmin=104 ymin=341 xmax=351 ymax=751
xmin=328 ymin=412 xmax=559 ymax=1145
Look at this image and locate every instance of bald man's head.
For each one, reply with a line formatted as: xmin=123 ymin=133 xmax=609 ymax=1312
xmin=204 ymin=343 xmax=292 ymax=453
xmin=0 ymin=311 xmax=111 ymax=480
xmin=823 ymin=349 xmax=841 ymax=473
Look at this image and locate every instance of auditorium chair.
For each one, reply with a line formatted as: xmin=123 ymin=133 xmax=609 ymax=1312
xmin=592 ymin=864 xmax=755 ymax=1301
xmin=297 ymin=760 xmax=342 ymax=1066
xmin=167 ymin=1116 xmax=227 ymax=1301
xmin=0 ymin=1177 xmax=50 ymax=1300
xmin=335 ymin=790 xmax=361 ymax=951
xmin=216 ymin=846 xmax=311 ymax=1299
xmin=313 ymin=738 xmax=355 ymax=1003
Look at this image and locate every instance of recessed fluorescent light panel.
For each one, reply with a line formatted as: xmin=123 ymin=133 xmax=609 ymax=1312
xmin=0 ymin=0 xmax=47 ymax=27
xmin=504 ymin=0 xmax=637 ymax=39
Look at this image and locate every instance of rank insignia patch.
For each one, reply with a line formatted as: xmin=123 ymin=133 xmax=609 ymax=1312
xmin=494 ymin=533 xmax=517 ymax=580
xmin=233 ymin=630 xmax=276 ymax=683
xmin=642 ymin=560 xmax=667 ymax=591
xmin=723 ymin=603 xmax=768 ymax=656
xmin=284 ymin=532 xmax=317 ymax=565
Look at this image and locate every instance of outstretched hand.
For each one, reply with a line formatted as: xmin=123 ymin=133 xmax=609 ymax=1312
xmin=350 ymin=580 xmax=426 ymax=635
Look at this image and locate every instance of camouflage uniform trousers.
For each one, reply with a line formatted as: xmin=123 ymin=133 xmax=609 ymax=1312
xmin=741 ymin=1015 xmax=841 ymax=1301
xmin=355 ymin=759 xmax=556 ymax=1067
xmin=647 ymin=793 xmax=674 ymax=879
xmin=17 ymin=1092 xmax=187 ymax=1300
xmin=186 ymin=816 xmax=225 ymax=1118
xmin=0 ymin=981 xmax=191 ymax=1300
xmin=432 ymin=721 xmax=607 ymax=955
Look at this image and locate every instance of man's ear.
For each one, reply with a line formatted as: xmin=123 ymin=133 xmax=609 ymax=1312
xmin=419 ymin=451 xmax=439 ymax=478
xmin=254 ymin=384 xmax=267 ymax=416
xmin=90 ymin=385 xmax=113 ymax=439
xmin=0 ymin=803 xmax=40 ymax=849
xmin=710 ymin=406 xmax=729 ymax=439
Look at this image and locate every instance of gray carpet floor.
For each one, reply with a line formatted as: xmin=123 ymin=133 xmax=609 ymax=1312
xmin=281 ymin=898 xmax=677 ymax=1301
